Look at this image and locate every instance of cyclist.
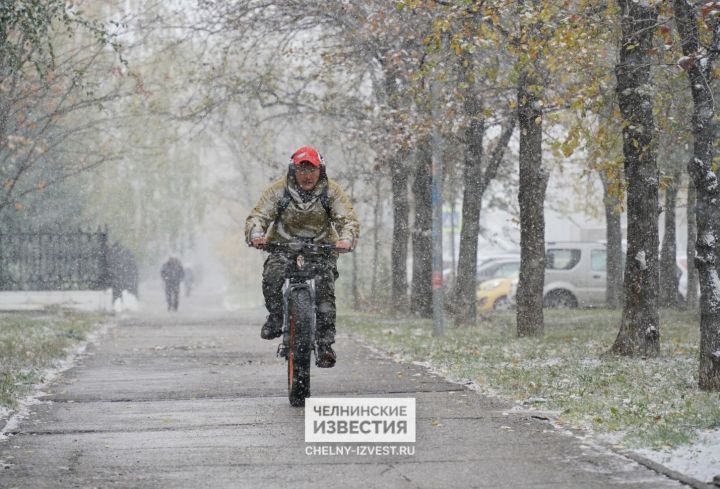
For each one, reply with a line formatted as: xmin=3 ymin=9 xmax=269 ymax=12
xmin=246 ymin=146 xmax=359 ymax=368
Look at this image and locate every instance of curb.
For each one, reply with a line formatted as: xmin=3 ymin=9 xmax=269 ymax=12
xmin=614 ymin=449 xmax=714 ymax=489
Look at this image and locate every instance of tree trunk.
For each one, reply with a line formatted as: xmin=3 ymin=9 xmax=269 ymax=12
xmin=452 ymin=113 xmax=515 ymax=325
xmin=384 ymin=66 xmax=410 ymax=312
xmin=599 ymin=169 xmax=624 ymax=308
xmin=516 ymin=70 xmax=548 ymax=338
xmin=452 ymin=85 xmax=485 ymax=325
xmin=451 ymin=50 xmax=515 ymax=326
xmin=609 ymin=0 xmax=660 ymax=357
xmin=371 ymin=176 xmax=382 ymax=298
xmin=390 ymin=157 xmax=410 ymax=312
xmin=659 ymin=170 xmax=681 ymax=308
xmin=411 ymin=138 xmax=433 ymax=317
xmin=673 ymin=0 xmax=720 ymax=389
xmin=686 ymin=179 xmax=699 ymax=309
xmin=450 ymin=199 xmax=456 ymax=284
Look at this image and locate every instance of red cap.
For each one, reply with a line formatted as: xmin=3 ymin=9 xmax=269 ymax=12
xmin=291 ymin=146 xmax=322 ymax=167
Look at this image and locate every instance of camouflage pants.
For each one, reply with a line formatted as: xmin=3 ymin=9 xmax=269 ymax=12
xmin=262 ymin=253 xmax=339 ymax=344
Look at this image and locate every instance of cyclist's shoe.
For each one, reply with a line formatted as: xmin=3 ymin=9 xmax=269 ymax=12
xmin=261 ymin=314 xmax=283 ymax=340
xmin=316 ymin=343 xmax=336 ymax=368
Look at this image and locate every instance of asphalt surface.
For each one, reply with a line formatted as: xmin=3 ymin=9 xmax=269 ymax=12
xmin=0 ymin=291 xmax=688 ymax=488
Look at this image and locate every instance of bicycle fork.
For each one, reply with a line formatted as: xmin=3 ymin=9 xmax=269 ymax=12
xmin=277 ymin=278 xmax=317 ymax=359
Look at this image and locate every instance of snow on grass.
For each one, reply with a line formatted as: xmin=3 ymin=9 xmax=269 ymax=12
xmin=0 ymin=311 xmax=111 ymax=443
xmin=0 ymin=311 xmax=106 ymax=411
xmin=342 ymin=308 xmax=720 ymax=477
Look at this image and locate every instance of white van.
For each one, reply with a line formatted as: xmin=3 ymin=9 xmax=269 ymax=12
xmin=508 ymin=242 xmax=691 ymax=308
xmin=507 ymin=241 xmax=616 ymax=308
xmin=543 ymin=241 xmax=611 ymax=307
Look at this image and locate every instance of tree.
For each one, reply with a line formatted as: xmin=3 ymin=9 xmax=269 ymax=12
xmin=686 ymin=180 xmax=699 ymax=309
xmin=450 ymin=44 xmax=515 ymax=325
xmin=411 ymin=137 xmax=433 ymax=317
xmin=599 ymin=166 xmax=624 ymax=308
xmin=655 ymin=69 xmax=694 ymax=310
xmin=673 ymin=0 xmax=720 ymax=389
xmin=515 ymin=0 xmax=549 ymax=338
xmin=608 ymin=0 xmax=660 ymax=357
xmin=0 ymin=1 xmax=124 ymax=215
xmin=452 ymin=107 xmax=515 ymax=324
xmin=385 ymin=66 xmax=413 ymax=312
xmin=659 ymin=168 xmax=681 ymax=308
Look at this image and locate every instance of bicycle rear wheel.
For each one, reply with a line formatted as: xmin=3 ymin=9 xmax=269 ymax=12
xmin=288 ymin=288 xmax=313 ymax=407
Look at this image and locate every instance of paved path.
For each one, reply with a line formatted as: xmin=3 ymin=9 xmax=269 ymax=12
xmin=0 ymin=304 xmax=686 ymax=488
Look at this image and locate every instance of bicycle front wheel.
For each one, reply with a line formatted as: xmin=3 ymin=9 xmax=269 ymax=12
xmin=288 ymin=288 xmax=313 ymax=407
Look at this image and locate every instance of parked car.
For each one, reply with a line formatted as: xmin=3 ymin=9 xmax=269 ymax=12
xmin=543 ymin=242 xmax=611 ymax=307
xmin=507 ymin=276 xmax=519 ymax=307
xmin=478 ymin=253 xmax=521 ymax=267
xmin=443 ymin=255 xmax=518 ymax=291
xmin=475 ymin=257 xmax=520 ymax=311
xmin=508 ymin=243 xmax=692 ymax=308
xmin=507 ymin=241 xmax=614 ymax=308
xmin=477 ymin=274 xmax=517 ymax=311
xmin=476 ymin=256 xmax=520 ymax=283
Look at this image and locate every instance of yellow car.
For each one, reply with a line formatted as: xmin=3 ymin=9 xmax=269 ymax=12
xmin=476 ymin=275 xmax=517 ymax=311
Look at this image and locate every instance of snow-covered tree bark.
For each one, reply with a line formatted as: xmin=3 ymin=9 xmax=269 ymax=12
xmin=516 ymin=68 xmax=548 ymax=338
xmin=411 ymin=139 xmax=432 ymax=317
xmin=609 ymin=0 xmax=660 ymax=357
xmin=660 ymin=170 xmax=681 ymax=308
xmin=673 ymin=0 xmax=720 ymax=389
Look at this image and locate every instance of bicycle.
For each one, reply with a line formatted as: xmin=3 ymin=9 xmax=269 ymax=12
xmin=259 ymin=240 xmax=345 ymax=407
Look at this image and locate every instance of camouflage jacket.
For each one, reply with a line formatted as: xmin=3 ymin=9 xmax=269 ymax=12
xmin=245 ymin=174 xmax=360 ymax=246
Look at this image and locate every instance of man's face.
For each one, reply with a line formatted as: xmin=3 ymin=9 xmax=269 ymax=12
xmin=295 ymin=162 xmax=320 ymax=191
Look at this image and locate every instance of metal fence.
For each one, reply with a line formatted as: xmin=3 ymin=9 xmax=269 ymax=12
xmin=0 ymin=228 xmax=110 ymax=291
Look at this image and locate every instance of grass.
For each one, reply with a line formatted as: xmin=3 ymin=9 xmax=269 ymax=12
xmin=341 ymin=308 xmax=720 ymax=449
xmin=0 ymin=311 xmax=103 ymax=410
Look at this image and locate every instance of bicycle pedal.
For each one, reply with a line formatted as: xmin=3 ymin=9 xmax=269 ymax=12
xmin=276 ymin=343 xmax=289 ymax=359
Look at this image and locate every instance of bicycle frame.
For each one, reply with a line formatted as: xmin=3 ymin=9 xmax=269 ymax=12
xmin=259 ymin=241 xmax=340 ymax=406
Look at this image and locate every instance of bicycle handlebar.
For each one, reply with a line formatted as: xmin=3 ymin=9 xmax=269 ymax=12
xmin=252 ymin=240 xmax=352 ymax=254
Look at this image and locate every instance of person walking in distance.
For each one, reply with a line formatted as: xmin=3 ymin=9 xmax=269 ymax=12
xmin=161 ymin=256 xmax=184 ymax=312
